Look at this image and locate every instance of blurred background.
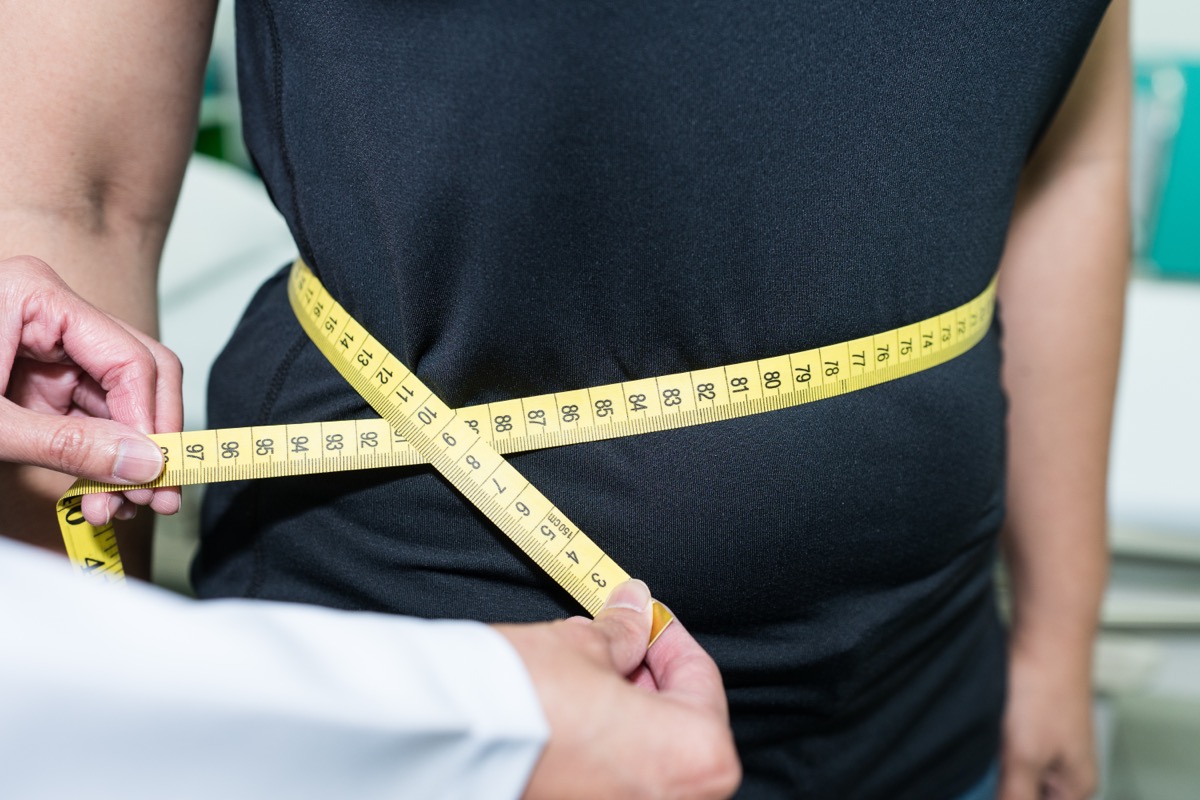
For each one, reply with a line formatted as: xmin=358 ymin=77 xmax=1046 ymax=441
xmin=153 ymin=2 xmax=1200 ymax=798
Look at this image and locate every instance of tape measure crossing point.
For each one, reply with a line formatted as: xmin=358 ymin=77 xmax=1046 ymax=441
xmin=58 ymin=260 xmax=997 ymax=643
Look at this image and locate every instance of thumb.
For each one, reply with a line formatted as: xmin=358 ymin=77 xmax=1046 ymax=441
xmin=590 ymin=579 xmax=654 ymax=675
xmin=0 ymin=404 xmax=164 ymax=484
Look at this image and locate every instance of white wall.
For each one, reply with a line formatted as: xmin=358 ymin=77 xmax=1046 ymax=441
xmin=1133 ymin=0 xmax=1200 ymax=58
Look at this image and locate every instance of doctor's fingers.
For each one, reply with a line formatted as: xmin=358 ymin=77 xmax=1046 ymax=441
xmin=109 ymin=316 xmax=182 ymax=515
xmin=2 ymin=255 xmax=159 ymax=436
xmin=0 ymin=400 xmax=163 ymax=509
xmin=643 ymin=613 xmax=731 ymax=722
xmin=1 ymin=256 xmax=176 ymax=518
xmin=587 ymin=580 xmax=657 ymax=675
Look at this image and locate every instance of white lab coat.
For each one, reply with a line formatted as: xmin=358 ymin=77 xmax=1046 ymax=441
xmin=0 ymin=537 xmax=547 ymax=799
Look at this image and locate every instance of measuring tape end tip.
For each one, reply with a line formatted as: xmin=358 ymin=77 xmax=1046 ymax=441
xmin=648 ymin=600 xmax=674 ymax=646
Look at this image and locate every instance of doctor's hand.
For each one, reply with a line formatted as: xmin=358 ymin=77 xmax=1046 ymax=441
xmin=0 ymin=256 xmax=181 ymax=524
xmin=499 ymin=580 xmax=741 ymax=800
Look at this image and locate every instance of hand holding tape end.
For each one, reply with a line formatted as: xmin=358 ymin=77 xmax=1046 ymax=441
xmin=0 ymin=255 xmax=181 ymax=530
xmin=511 ymin=579 xmax=740 ymax=800
xmin=595 ymin=578 xmax=674 ymax=647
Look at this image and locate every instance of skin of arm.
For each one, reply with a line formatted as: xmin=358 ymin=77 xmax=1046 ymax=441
xmin=996 ymin=2 xmax=1130 ymax=798
xmin=0 ymin=0 xmax=217 ymax=575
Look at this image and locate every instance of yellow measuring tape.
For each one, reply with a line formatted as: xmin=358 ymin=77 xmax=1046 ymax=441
xmin=58 ymin=260 xmax=996 ymax=642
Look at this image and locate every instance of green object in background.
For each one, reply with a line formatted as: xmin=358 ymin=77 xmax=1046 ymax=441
xmin=195 ymin=124 xmax=227 ymax=162
xmin=193 ymin=57 xmax=239 ymax=166
xmin=1148 ymin=64 xmax=1200 ymax=279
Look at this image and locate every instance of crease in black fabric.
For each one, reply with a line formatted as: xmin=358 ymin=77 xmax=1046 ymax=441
xmin=260 ymin=0 xmax=314 ymax=266
xmin=246 ymin=331 xmax=311 ymax=599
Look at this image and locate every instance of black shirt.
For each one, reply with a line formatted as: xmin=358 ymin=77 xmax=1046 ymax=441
xmin=197 ymin=2 xmax=1109 ymax=795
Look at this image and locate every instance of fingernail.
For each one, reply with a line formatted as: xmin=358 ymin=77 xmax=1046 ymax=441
xmin=160 ymin=492 xmax=181 ymax=516
xmin=114 ymin=503 xmax=138 ymax=521
xmin=113 ymin=438 xmax=164 ymax=484
xmin=602 ymin=579 xmax=651 ymax=613
xmin=105 ymin=495 xmax=121 ymax=525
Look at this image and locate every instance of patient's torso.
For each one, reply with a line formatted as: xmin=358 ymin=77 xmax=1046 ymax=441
xmin=197 ymin=2 xmax=1109 ymax=795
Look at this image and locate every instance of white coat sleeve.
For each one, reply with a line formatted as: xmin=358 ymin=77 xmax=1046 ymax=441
xmin=0 ymin=537 xmax=548 ymax=799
